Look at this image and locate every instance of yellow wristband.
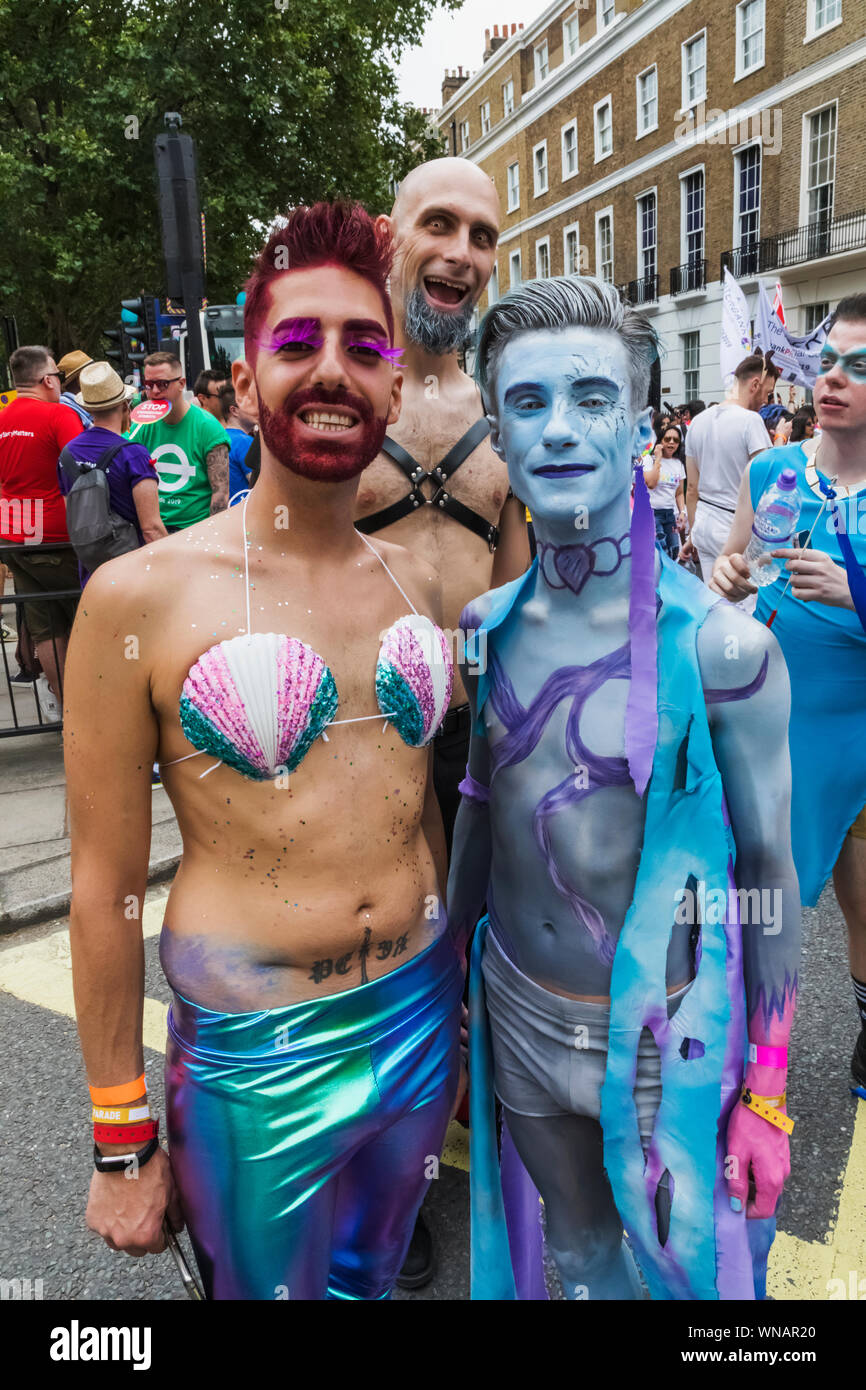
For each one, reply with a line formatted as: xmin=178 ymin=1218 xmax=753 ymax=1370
xmin=91 ymin=1104 xmax=152 ymax=1125
xmin=741 ymin=1087 xmax=794 ymax=1134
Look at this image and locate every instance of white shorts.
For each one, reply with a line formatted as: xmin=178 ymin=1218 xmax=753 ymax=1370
xmin=692 ymin=501 xmax=756 ymax=615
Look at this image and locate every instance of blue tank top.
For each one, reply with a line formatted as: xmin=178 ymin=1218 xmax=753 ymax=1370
xmin=749 ymin=444 xmax=866 ymax=905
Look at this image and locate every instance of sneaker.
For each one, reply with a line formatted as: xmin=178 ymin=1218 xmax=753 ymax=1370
xmin=151 ymin=763 xmax=162 ymax=788
xmin=1 ymin=622 xmax=13 ymax=642
xmin=395 ymin=1211 xmax=436 ymax=1291
xmin=849 ymin=1029 xmax=866 ymax=1100
xmin=35 ymin=674 xmax=61 ymax=723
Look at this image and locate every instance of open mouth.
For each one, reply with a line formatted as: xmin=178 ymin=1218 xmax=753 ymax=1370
xmin=534 ymin=463 xmax=595 ymax=477
xmin=423 ymin=276 xmax=470 ymax=309
xmin=820 ymin=395 xmax=847 ymax=408
xmin=296 ymin=408 xmax=360 ymax=433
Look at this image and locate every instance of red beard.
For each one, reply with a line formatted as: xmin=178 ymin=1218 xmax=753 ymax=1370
xmin=257 ymin=386 xmax=387 ymax=481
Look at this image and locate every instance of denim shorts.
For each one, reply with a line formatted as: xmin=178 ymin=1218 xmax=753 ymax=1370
xmin=482 ymin=927 xmax=691 ymax=1147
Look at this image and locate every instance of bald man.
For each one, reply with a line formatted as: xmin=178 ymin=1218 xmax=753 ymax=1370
xmin=360 ymin=159 xmax=530 ymax=849
xmin=357 ymin=157 xmax=531 ymax=1287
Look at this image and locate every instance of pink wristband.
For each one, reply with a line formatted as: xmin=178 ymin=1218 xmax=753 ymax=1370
xmin=747 ymin=1042 xmax=787 ymax=1067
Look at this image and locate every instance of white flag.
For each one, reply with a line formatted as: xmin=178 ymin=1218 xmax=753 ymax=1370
xmin=753 ymin=281 xmax=831 ymax=387
xmin=720 ymin=269 xmax=752 ymax=384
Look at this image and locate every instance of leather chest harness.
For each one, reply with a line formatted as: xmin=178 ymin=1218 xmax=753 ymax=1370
xmin=355 ymin=417 xmax=499 ymax=552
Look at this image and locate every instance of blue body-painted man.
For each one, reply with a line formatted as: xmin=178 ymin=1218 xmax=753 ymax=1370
xmin=447 ymin=278 xmax=801 ymax=1299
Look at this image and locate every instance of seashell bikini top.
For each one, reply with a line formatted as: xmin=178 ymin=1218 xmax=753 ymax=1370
xmin=161 ymin=495 xmax=453 ymax=782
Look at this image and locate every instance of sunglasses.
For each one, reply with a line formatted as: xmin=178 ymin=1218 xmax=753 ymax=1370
xmin=144 ymin=377 xmax=183 ymax=391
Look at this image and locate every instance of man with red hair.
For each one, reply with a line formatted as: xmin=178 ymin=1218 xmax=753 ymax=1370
xmin=67 ymin=202 xmax=463 ymax=1299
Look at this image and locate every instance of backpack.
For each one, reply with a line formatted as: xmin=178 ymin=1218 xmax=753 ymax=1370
xmin=59 ymin=439 xmax=140 ymax=573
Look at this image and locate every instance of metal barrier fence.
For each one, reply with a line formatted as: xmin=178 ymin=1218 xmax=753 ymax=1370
xmin=0 ymin=542 xmax=80 ymax=738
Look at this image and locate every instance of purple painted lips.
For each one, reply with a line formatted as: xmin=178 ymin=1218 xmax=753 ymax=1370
xmin=534 ymin=463 xmax=595 ymax=477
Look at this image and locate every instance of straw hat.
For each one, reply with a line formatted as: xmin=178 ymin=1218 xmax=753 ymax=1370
xmin=78 ymin=361 xmax=128 ymax=412
xmin=57 ymin=350 xmax=94 ymax=390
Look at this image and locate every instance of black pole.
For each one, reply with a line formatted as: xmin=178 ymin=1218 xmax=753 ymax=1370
xmin=154 ymin=114 xmax=206 ymax=387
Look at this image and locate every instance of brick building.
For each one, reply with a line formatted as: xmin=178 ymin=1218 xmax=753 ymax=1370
xmin=435 ymin=0 xmax=866 ymax=403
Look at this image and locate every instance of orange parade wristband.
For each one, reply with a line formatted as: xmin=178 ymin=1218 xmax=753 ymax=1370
xmin=741 ymin=1087 xmax=794 ymax=1134
xmin=88 ymin=1074 xmax=147 ymax=1106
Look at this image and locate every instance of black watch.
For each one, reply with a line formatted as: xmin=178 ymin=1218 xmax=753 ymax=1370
xmin=93 ymin=1136 xmax=160 ymax=1173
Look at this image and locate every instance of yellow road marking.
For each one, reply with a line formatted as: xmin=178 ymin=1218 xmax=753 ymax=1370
xmin=768 ymin=1096 xmax=866 ymax=1300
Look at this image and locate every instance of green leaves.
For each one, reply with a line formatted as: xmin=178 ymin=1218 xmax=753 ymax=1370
xmin=0 ymin=0 xmax=455 ymax=353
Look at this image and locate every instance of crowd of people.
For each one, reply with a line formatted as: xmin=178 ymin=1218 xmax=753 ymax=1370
xmin=2 ymin=156 xmax=865 ymax=1304
xmin=0 ymin=348 xmax=259 ymax=713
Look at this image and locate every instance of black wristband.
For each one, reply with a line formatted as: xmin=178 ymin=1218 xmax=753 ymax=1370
xmin=93 ymin=1136 xmax=160 ymax=1173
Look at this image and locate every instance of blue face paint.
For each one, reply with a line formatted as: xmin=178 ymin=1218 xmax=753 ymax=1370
xmin=492 ymin=326 xmax=650 ymax=534
xmin=818 ymin=345 xmax=866 ymax=382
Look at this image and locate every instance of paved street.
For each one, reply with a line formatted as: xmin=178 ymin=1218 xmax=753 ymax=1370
xmin=0 ymin=876 xmax=863 ymax=1302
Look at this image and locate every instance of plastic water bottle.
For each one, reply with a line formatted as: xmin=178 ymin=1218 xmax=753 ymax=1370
xmin=743 ymin=469 xmax=801 ymax=586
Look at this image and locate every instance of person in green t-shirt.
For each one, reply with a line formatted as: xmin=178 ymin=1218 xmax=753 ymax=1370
xmin=134 ymin=353 xmax=230 ymax=530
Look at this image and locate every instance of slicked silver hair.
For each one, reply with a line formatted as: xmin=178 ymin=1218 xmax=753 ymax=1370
xmin=475 ymin=275 xmax=661 ymax=419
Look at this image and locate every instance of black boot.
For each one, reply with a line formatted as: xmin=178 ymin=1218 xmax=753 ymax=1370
xmin=395 ymin=1211 xmax=436 ymax=1290
xmin=850 ymin=1028 xmax=866 ymax=1100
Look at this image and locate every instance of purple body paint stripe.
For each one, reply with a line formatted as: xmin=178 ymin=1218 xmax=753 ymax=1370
xmin=486 ymin=645 xmax=631 ymax=963
xmin=459 ymin=772 xmax=491 ymax=803
xmin=704 ymin=651 xmax=770 ymax=705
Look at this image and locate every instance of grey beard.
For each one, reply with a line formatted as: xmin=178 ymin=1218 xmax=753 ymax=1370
xmin=403 ymin=286 xmax=474 ymax=355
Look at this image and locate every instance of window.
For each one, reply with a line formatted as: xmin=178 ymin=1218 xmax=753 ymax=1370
xmin=637 ymin=192 xmax=657 ymax=282
xmin=806 ymin=105 xmax=836 ymax=226
xmin=561 ymin=120 xmax=578 ymax=179
xmin=594 ymin=97 xmax=613 ymax=160
xmin=503 ymin=78 xmax=514 ymax=117
xmin=682 ymin=332 xmax=700 ymax=397
xmin=509 ymin=250 xmax=522 ymax=288
xmin=596 ymin=210 xmax=613 ymax=283
xmin=636 ymin=66 xmax=657 ymax=136
xmin=507 ymin=161 xmax=520 ymax=212
xmin=598 ymin=0 xmax=616 ymax=31
xmin=564 ymin=223 xmax=581 ymax=275
xmin=803 ymin=301 xmax=828 ymax=331
xmin=488 ymin=263 xmax=499 ymax=306
xmin=736 ymin=0 xmax=765 ymax=77
xmin=682 ymin=169 xmax=705 ymax=265
xmin=563 ymin=11 xmax=580 ymax=58
xmin=534 ymin=40 xmax=549 ymax=84
xmin=735 ymin=145 xmax=761 ymax=256
xmin=808 ymin=0 xmax=842 ymax=36
xmin=480 ymin=101 xmax=491 ymax=136
xmin=682 ymin=31 xmax=707 ymax=111
xmin=459 ymin=120 xmax=470 ymax=152
xmin=536 ymin=239 xmax=550 ymax=279
xmin=533 ymin=141 xmax=548 ymax=196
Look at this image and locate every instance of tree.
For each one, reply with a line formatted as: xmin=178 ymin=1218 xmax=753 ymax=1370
xmin=0 ymin=0 xmax=458 ymax=355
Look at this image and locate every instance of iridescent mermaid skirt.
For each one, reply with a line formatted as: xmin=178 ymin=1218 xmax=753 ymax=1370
xmin=165 ymin=930 xmax=462 ymax=1300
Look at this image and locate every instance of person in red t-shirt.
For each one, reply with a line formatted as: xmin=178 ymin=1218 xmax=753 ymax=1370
xmin=0 ymin=345 xmax=84 ymax=700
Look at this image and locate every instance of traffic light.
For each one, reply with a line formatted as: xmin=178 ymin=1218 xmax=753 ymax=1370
xmin=103 ymin=325 xmax=124 ymax=369
xmin=121 ymin=296 xmax=160 ymax=354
